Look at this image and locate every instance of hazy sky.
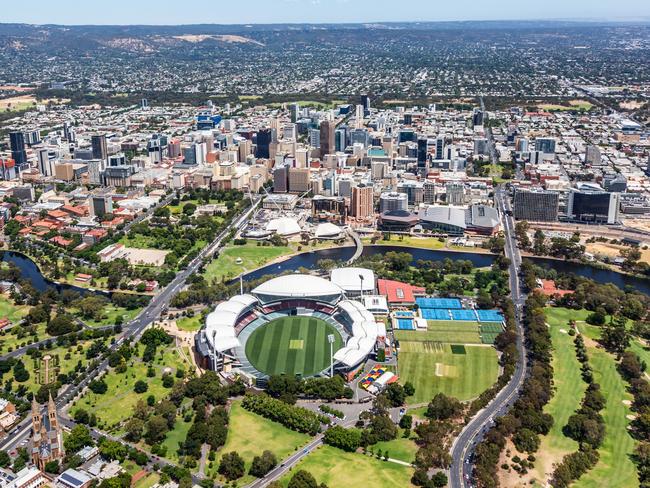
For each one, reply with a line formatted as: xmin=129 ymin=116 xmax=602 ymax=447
xmin=4 ymin=0 xmax=650 ymax=25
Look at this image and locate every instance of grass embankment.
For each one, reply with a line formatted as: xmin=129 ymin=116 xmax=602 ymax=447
xmin=397 ymin=342 xmax=499 ymax=404
xmin=533 ymin=308 xmax=589 ymax=481
xmin=202 ymin=240 xmax=338 ymax=283
xmin=363 ymin=235 xmax=446 ymax=250
xmin=373 ymin=428 xmax=418 ymax=463
xmin=175 ymin=315 xmax=203 ymax=332
xmin=278 ymin=444 xmax=415 ymax=488
xmin=209 ymin=401 xmax=311 ymax=484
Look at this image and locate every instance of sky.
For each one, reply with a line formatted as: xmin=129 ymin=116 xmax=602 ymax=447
xmin=4 ymin=0 xmax=650 ymax=25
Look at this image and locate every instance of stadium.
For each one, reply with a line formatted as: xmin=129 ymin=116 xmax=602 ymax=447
xmin=194 ymin=269 xmax=385 ymax=385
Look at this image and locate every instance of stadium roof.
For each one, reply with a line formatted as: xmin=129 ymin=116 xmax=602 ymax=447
xmin=330 ymin=267 xmax=376 ymax=293
xmin=419 ymin=205 xmax=467 ymax=230
xmin=314 ymin=222 xmax=342 ymax=238
xmin=252 ymin=274 xmax=343 ymax=301
xmin=266 ymin=217 xmax=302 ymax=236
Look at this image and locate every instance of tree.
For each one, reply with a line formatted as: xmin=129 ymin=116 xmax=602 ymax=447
xmin=44 ymin=460 xmax=60 ymax=474
xmin=124 ymin=418 xmax=145 ymax=442
xmin=64 ymin=425 xmax=93 ymax=454
xmin=145 ymin=416 xmax=169 ymax=445
xmin=399 ymin=414 xmax=413 ymax=430
xmin=46 ymin=314 xmax=77 ymax=336
xmin=74 ymin=409 xmax=90 ymax=425
xmin=601 ymin=316 xmax=630 ymax=357
xmin=383 ymin=383 xmax=406 ymax=407
xmin=619 ymin=351 xmax=644 ymax=381
xmin=403 ymin=381 xmax=416 ymax=397
xmin=249 ymin=450 xmax=278 ymax=478
xmin=426 ymin=393 xmax=462 ymax=421
xmin=513 ymin=428 xmax=540 ymax=453
xmin=89 ymin=378 xmax=108 ymax=394
xmin=0 ymin=450 xmax=10 ymax=468
xmin=323 ymin=426 xmax=361 ymax=452
xmin=134 ymin=380 xmax=149 ymax=394
xmin=431 ymin=472 xmax=448 ymax=488
xmin=218 ymin=451 xmax=245 ymax=481
xmin=99 ymin=440 xmax=127 ymax=462
xmin=287 ymin=470 xmax=320 ymax=488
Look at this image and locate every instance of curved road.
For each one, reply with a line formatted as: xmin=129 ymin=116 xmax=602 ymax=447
xmin=0 ymin=199 xmax=261 ymax=455
xmin=448 ymin=195 xmax=529 ymax=482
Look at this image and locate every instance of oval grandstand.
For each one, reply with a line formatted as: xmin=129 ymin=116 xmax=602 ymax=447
xmin=194 ymin=272 xmax=383 ymax=385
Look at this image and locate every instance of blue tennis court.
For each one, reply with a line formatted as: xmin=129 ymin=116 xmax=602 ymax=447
xmin=477 ymin=310 xmax=504 ymax=322
xmin=421 ymin=308 xmax=452 ymax=320
xmin=451 ymin=309 xmax=478 ymax=321
xmin=397 ymin=319 xmax=415 ymax=330
xmin=416 ymin=298 xmax=462 ymax=309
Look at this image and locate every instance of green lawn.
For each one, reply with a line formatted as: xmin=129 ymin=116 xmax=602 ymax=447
xmin=0 ymin=294 xmax=29 ymax=324
xmin=175 ymin=315 xmax=203 ymax=332
xmin=74 ymin=305 xmax=141 ymax=327
xmin=210 ymin=401 xmax=311 ymax=484
xmin=397 ymin=343 xmax=499 ymax=403
xmin=161 ymin=418 xmax=192 ymax=462
xmin=9 ymin=344 xmax=90 ymax=393
xmin=119 ymin=234 xmax=159 ymax=249
xmin=134 ymin=473 xmax=160 ymax=488
xmin=278 ymin=445 xmax=415 ymax=488
xmin=203 ymin=241 xmax=292 ymax=283
xmin=245 ymin=316 xmax=343 ymax=376
xmin=573 ymin=323 xmax=639 ymax=488
xmin=395 ymin=321 xmax=482 ymax=345
xmin=72 ymin=347 xmax=191 ymax=428
xmin=363 ymin=235 xmax=446 ymax=250
xmin=533 ymin=308 xmax=590 ymax=481
xmin=0 ymin=323 xmax=49 ymax=353
xmin=373 ymin=428 xmax=418 ymax=463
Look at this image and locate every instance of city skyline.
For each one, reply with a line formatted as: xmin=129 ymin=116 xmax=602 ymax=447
xmin=3 ymin=0 xmax=650 ymax=25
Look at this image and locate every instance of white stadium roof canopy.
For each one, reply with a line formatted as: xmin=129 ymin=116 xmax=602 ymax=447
xmin=252 ymin=274 xmax=344 ymax=301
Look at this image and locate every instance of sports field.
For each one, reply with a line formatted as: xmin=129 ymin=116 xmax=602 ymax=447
xmin=245 ymin=316 xmax=343 ymax=376
xmin=397 ymin=342 xmax=499 ymax=403
xmin=394 ymin=320 xmax=503 ymax=345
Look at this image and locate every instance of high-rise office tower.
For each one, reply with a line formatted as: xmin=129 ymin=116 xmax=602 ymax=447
xmin=417 ymin=138 xmax=429 ymax=175
xmin=320 ymin=121 xmax=335 ymax=159
xmin=513 ymin=188 xmax=559 ymax=222
xmin=273 ymin=165 xmax=289 ymax=193
xmin=355 ymin=105 xmax=364 ymax=129
xmin=474 ymin=138 xmax=489 ymax=155
xmin=309 ymin=128 xmax=321 ymax=149
xmin=9 ymin=132 xmax=27 ymax=168
xmin=91 ymin=134 xmax=108 ymax=161
xmin=256 ymin=129 xmax=272 ymax=159
xmin=290 ymin=104 xmax=300 ymax=123
xmin=446 ymin=182 xmax=466 ymax=205
xmin=37 ymin=149 xmax=55 ymax=177
xmin=472 ymin=109 xmax=484 ymax=127
xmin=335 ymin=128 xmax=346 ymax=152
xmin=535 ymin=137 xmax=556 ymax=154
xmin=435 ymin=137 xmax=446 ymax=160
xmin=351 ymin=184 xmax=374 ymax=219
xmin=585 ymin=145 xmax=601 ymax=166
xmin=567 ymin=184 xmax=620 ymax=224
xmin=361 ymin=94 xmax=371 ymax=116
xmin=289 ymin=167 xmax=310 ymax=193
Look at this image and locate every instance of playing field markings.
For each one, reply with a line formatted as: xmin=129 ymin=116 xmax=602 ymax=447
xmin=289 ymin=340 xmax=304 ymax=350
xmin=284 ymin=320 xmax=300 ymax=376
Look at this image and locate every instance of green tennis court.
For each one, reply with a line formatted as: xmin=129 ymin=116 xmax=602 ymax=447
xmin=245 ymin=316 xmax=343 ymax=376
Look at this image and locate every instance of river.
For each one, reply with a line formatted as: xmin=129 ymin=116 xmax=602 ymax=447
xmin=2 ymin=246 xmax=649 ymax=296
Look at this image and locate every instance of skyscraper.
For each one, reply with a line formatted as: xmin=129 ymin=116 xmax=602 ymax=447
xmin=361 ymin=94 xmax=371 ymax=116
xmin=351 ymin=184 xmax=374 ymax=219
xmin=535 ymin=137 xmax=556 ymax=154
xmin=435 ymin=137 xmax=446 ymax=160
xmin=91 ymin=134 xmax=108 ymax=161
xmin=513 ymin=188 xmax=559 ymax=222
xmin=37 ymin=149 xmax=55 ymax=177
xmin=256 ymin=129 xmax=272 ymax=159
xmin=273 ymin=165 xmax=289 ymax=193
xmin=320 ymin=121 xmax=335 ymax=159
xmin=9 ymin=132 xmax=27 ymax=168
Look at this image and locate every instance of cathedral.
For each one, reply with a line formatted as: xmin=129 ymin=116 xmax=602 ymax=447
xmin=30 ymin=394 xmax=64 ymax=471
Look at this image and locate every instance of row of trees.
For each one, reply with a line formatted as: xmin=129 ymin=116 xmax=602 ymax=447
xmin=266 ymin=374 xmax=354 ymax=404
xmin=473 ymin=292 xmax=554 ymax=487
xmin=241 ymin=393 xmax=328 ymax=435
xmin=551 ymin=333 xmax=605 ymax=486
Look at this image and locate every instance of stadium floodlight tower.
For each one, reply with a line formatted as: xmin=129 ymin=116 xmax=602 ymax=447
xmin=211 ymin=330 xmax=218 ymax=371
xmin=327 ymin=334 xmax=335 ymax=377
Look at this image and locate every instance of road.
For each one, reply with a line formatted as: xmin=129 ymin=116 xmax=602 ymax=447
xmin=448 ymin=118 xmax=529 ymax=487
xmin=0 ymin=198 xmax=261 ymax=455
